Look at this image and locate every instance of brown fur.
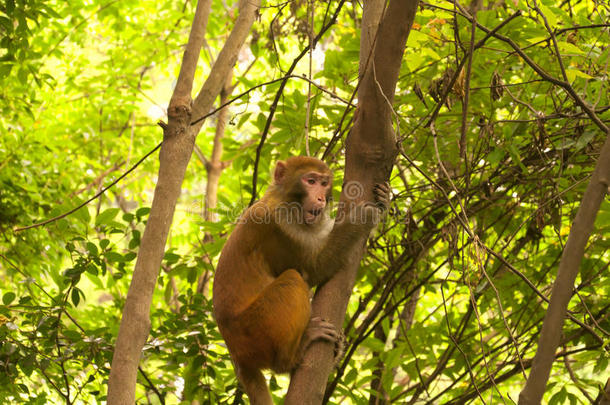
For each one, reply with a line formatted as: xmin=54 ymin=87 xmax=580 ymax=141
xmin=212 ymin=157 xmax=389 ymax=405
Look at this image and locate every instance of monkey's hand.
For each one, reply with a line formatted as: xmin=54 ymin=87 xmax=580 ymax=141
xmin=348 ymin=182 xmax=391 ymax=227
xmin=311 ymin=182 xmax=391 ymax=284
xmin=332 ymin=327 xmax=346 ymax=367
xmin=373 ymin=182 xmax=391 ymax=213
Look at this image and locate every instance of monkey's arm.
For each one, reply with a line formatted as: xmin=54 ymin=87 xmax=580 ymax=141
xmin=307 ymin=223 xmax=367 ymax=286
xmin=306 ymin=183 xmax=390 ymax=286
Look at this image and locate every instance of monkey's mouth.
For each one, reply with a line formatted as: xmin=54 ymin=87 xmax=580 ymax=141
xmin=304 ymin=209 xmax=322 ymax=223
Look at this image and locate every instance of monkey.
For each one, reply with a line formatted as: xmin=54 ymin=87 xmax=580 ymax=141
xmin=212 ymin=156 xmax=390 ymax=405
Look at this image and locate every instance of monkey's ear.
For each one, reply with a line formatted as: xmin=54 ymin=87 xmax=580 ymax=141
xmin=274 ymin=161 xmax=287 ymax=184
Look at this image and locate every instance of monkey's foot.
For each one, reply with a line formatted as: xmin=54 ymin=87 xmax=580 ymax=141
xmin=298 ymin=317 xmax=344 ymax=364
xmin=303 ymin=317 xmax=341 ymax=346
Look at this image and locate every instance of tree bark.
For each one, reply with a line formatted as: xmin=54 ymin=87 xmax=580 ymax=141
xmin=204 ymin=71 xmax=233 ymax=222
xmin=106 ymin=1 xmax=260 ymax=403
xmin=196 ymin=72 xmax=233 ymax=296
xmin=285 ymin=1 xmax=420 ymax=404
xmin=519 ymin=131 xmax=610 ymax=404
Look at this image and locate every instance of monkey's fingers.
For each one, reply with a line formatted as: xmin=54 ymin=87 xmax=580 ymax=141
xmin=306 ymin=317 xmax=341 ymax=343
xmin=373 ymin=182 xmax=391 ymax=210
xmin=333 ymin=329 xmax=346 ymax=366
xmin=312 ymin=318 xmax=345 ymax=364
xmin=299 ymin=318 xmax=345 ymax=368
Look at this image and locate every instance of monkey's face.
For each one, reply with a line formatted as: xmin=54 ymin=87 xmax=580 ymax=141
xmin=271 ymin=157 xmax=333 ymax=226
xmin=299 ymin=171 xmax=331 ymax=225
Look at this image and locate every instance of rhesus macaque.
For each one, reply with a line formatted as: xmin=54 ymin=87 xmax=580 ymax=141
xmin=213 ymin=156 xmax=389 ymax=405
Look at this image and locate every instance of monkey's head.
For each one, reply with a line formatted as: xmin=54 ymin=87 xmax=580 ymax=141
xmin=270 ymin=156 xmax=333 ymax=225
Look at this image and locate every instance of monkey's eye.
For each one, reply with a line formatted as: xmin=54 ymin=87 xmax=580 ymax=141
xmin=307 ymin=178 xmax=316 ymax=185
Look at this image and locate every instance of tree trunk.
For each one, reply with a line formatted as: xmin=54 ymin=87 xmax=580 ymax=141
xmin=285 ymin=1 xmax=420 ymax=404
xmin=204 ymin=72 xmax=233 ymax=223
xmin=106 ymin=1 xmax=260 ymax=403
xmin=519 ymin=131 xmax=610 ymax=404
xmin=196 ymin=71 xmax=233 ymax=297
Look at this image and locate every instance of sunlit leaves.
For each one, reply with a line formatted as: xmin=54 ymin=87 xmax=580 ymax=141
xmin=0 ymin=0 xmax=609 ymax=403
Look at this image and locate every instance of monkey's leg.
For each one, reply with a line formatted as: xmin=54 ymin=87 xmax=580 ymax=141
xmin=235 ymin=365 xmax=273 ymax=405
xmin=234 ymin=269 xmax=312 ymax=372
xmin=227 ymin=269 xmax=310 ymax=404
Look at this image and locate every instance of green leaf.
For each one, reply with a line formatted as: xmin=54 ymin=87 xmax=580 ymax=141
xmin=385 ymin=346 xmax=405 ymax=369
xmin=487 ymin=147 xmax=505 ymax=166
xmin=73 ymin=206 xmax=91 ymax=224
xmin=85 ymin=263 xmax=98 ymax=276
xmin=85 ymin=272 xmax=104 ymax=289
xmin=63 ymin=329 xmax=82 ymax=341
xmin=99 ymin=239 xmax=110 ymax=250
xmin=538 ymin=4 xmax=557 ymax=27
xmin=86 ymin=241 xmax=98 ymax=256
xmin=5 ymin=0 xmax=15 ymax=14
xmin=565 ymin=68 xmax=593 ymax=82
xmin=549 ymin=387 xmax=568 ymax=405
xmin=95 ymin=208 xmax=120 ymax=226
xmin=2 ymin=292 xmax=16 ymax=305
xmin=574 ymin=131 xmax=595 ymax=150
xmin=128 ymin=237 xmax=140 ymax=249
xmin=71 ymin=288 xmax=80 ymax=307
xmin=105 ymin=251 xmax=124 ymax=263
xmin=136 ymin=207 xmax=151 ymax=218
xmin=164 ymin=252 xmax=180 ymax=264
xmin=556 ymin=41 xmax=584 ymax=55
xmin=507 ymin=144 xmax=528 ymax=173
xmin=187 ymin=267 xmax=198 ymax=284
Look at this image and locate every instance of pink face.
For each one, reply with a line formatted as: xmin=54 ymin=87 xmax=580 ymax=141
xmin=301 ymin=172 xmax=331 ymax=224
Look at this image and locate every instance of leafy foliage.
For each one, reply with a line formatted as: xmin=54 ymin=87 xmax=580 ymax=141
xmin=0 ymin=0 xmax=609 ymax=404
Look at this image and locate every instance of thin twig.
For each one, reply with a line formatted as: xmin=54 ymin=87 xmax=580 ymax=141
xmin=14 ymin=143 xmax=162 ymax=232
xmin=249 ymin=0 xmax=348 ymax=206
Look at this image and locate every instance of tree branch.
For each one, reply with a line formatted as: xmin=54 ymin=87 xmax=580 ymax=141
xmin=519 ymin=131 xmax=610 ymax=403
xmin=285 ymin=1 xmax=420 ymax=403
xmin=106 ymin=0 xmax=260 ymax=403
